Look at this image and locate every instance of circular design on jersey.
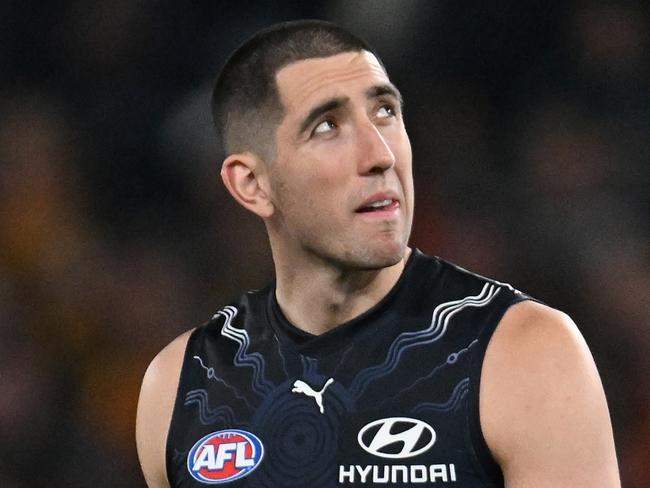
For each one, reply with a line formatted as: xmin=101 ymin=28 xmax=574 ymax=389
xmin=187 ymin=429 xmax=264 ymax=484
xmin=250 ymin=379 xmax=348 ymax=487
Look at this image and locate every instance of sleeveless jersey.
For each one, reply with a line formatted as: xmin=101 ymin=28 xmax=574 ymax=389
xmin=166 ymin=249 xmax=532 ymax=487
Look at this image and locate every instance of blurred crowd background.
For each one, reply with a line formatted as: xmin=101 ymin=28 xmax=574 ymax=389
xmin=1 ymin=0 xmax=648 ymax=486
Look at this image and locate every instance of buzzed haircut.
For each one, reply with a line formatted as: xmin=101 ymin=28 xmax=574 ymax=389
xmin=211 ymin=19 xmax=384 ymax=160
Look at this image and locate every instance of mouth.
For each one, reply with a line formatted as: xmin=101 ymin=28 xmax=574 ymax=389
xmin=355 ymin=194 xmax=401 ymax=215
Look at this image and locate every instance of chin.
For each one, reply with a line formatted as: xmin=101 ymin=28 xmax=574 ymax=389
xmin=352 ymin=239 xmax=407 ymax=270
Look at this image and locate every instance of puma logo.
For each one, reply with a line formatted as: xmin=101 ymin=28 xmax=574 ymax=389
xmin=291 ymin=378 xmax=335 ymax=414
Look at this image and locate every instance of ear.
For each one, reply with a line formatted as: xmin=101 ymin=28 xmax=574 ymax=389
xmin=220 ymin=152 xmax=274 ymax=219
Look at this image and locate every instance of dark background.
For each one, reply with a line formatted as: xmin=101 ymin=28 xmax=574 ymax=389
xmin=1 ymin=1 xmax=648 ymax=486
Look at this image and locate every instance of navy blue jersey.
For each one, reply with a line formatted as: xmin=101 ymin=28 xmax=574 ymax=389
xmin=166 ymin=249 xmax=532 ymax=487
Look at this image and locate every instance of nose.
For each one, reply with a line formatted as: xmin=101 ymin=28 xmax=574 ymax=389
xmin=356 ymin=120 xmax=396 ymax=175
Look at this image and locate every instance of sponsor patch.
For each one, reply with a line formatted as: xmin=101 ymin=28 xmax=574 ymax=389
xmin=187 ymin=429 xmax=264 ymax=484
xmin=358 ymin=417 xmax=436 ymax=459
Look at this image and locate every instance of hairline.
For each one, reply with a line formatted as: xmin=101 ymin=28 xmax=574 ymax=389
xmin=269 ymin=49 xmax=390 ymax=157
xmin=212 ymin=21 xmax=388 ymax=162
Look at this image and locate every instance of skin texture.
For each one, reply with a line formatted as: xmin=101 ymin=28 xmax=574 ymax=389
xmin=136 ymin=330 xmax=192 ymax=488
xmin=270 ymin=51 xmax=413 ymax=270
xmin=481 ymin=301 xmax=620 ymax=487
xmin=136 ymin=50 xmax=620 ymax=488
xmin=221 ymin=51 xmax=414 ymax=334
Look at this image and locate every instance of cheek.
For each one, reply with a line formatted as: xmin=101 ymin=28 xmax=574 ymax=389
xmin=271 ymin=167 xmax=341 ymax=218
xmin=394 ymin=128 xmax=413 ymax=163
xmin=390 ymin=134 xmax=415 ymax=210
xmin=282 ymin=149 xmax=347 ymax=196
xmin=389 ymin=132 xmax=413 ymax=176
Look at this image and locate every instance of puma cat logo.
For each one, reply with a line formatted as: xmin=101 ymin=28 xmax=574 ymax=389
xmin=291 ymin=378 xmax=335 ymax=414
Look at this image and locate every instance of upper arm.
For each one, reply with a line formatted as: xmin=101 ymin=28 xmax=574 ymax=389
xmin=136 ymin=330 xmax=193 ymax=488
xmin=480 ymin=301 xmax=620 ymax=488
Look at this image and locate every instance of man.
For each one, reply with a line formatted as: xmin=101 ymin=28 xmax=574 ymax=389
xmin=136 ymin=20 xmax=620 ymax=487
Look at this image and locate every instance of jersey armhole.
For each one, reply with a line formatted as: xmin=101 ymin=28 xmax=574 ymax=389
xmin=164 ymin=326 xmax=203 ymax=485
xmin=467 ymin=293 xmax=540 ymax=485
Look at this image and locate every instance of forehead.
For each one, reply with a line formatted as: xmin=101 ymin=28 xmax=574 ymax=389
xmin=275 ymin=51 xmax=390 ymax=116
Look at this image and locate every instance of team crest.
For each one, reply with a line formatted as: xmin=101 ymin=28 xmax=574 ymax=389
xmin=187 ymin=429 xmax=264 ymax=484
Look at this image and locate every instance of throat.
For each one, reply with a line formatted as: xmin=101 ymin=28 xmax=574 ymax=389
xmin=274 ymin=251 xmax=409 ymax=335
xmin=278 ymin=278 xmax=379 ymax=335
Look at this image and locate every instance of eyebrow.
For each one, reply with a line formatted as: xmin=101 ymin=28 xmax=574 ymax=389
xmin=297 ymin=83 xmax=404 ymax=136
xmin=298 ymin=96 xmax=349 ymax=136
xmin=366 ymin=83 xmax=404 ymax=108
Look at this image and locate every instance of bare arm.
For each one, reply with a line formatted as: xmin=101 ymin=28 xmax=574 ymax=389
xmin=136 ymin=330 xmax=193 ymax=488
xmin=481 ymin=301 xmax=620 ymax=487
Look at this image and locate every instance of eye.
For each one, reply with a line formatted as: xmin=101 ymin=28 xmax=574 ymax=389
xmin=376 ymin=104 xmax=396 ymax=118
xmin=313 ymin=119 xmax=337 ymax=135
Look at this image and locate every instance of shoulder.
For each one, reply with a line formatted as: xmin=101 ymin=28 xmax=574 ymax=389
xmin=480 ymin=300 xmax=620 ymax=487
xmin=482 ymin=301 xmax=594 ymax=396
xmin=136 ymin=329 xmax=195 ymax=488
xmin=426 ymin=253 xmax=519 ymax=296
xmin=486 ymin=300 xmax=581 ymax=355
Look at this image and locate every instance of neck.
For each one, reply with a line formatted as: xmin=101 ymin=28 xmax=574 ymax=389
xmin=273 ymin=247 xmax=411 ymax=335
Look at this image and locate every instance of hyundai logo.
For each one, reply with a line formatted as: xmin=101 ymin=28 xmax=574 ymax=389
xmin=357 ymin=417 xmax=436 ymax=459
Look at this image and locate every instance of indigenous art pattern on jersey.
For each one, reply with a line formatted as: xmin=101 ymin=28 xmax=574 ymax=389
xmin=167 ymin=250 xmax=531 ymax=487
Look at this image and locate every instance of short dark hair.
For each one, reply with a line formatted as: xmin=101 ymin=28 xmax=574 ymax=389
xmin=211 ymin=19 xmax=384 ymax=160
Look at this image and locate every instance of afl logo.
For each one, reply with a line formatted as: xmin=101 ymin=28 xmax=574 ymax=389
xmin=187 ymin=429 xmax=264 ymax=484
xmin=358 ymin=417 xmax=436 ymax=459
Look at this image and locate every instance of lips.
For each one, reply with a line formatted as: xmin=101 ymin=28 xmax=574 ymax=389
xmin=355 ymin=192 xmax=401 ymax=213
